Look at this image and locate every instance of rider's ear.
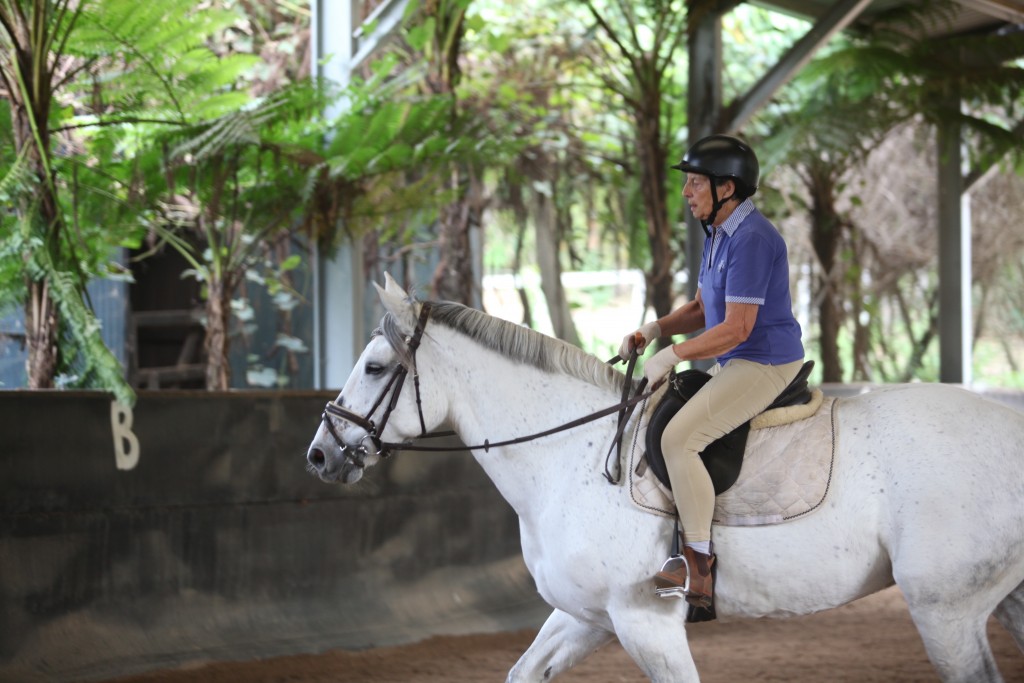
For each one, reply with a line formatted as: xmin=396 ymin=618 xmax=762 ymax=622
xmin=375 ymin=272 xmax=418 ymax=332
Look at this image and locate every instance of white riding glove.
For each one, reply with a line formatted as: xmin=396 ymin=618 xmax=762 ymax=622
xmin=643 ymin=344 xmax=683 ymax=383
xmin=618 ymin=321 xmax=661 ymax=359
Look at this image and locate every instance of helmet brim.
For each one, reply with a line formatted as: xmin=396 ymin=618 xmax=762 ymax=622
xmin=670 ymin=161 xmax=711 ymax=174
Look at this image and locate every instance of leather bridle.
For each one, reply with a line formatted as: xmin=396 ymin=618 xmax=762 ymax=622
xmin=320 ymin=302 xmax=433 ymax=466
xmin=318 ymin=300 xmax=660 ymax=483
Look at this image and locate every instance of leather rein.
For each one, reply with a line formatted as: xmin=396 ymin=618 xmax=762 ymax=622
xmin=319 ymin=301 xmax=657 ymax=483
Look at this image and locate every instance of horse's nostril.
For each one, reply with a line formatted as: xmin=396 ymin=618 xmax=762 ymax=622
xmin=308 ymin=448 xmax=326 ymax=468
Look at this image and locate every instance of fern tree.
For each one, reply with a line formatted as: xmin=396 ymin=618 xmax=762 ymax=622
xmin=574 ymin=0 xmax=688 ymax=321
xmin=756 ymin=69 xmax=901 ymax=382
xmin=412 ymin=0 xmax=482 ymax=305
xmin=151 ymin=51 xmax=503 ymax=388
xmin=151 ymin=87 xmax=319 ymax=390
xmin=0 ymin=0 xmax=260 ymax=402
xmin=758 ymin=1 xmax=1024 ymax=382
xmin=477 ymin=0 xmax=638 ymax=345
xmin=2 ymin=0 xmax=88 ymax=393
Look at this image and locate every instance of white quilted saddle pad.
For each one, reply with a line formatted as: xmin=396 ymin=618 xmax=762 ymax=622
xmin=627 ymin=392 xmax=840 ymax=527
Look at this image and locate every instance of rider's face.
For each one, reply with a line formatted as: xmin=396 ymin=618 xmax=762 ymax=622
xmin=683 ymin=173 xmax=714 ymax=221
xmin=683 ymin=174 xmax=736 ymax=223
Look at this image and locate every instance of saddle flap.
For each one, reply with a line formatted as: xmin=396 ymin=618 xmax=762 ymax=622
xmin=645 ymin=371 xmax=748 ymax=495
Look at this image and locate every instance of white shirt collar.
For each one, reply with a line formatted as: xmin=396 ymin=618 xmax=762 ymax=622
xmin=714 ymin=199 xmax=755 ymax=236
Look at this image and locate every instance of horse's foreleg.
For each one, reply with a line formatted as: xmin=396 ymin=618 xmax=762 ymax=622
xmin=994 ymin=579 xmax=1024 ymax=653
xmin=612 ymin=606 xmax=700 ymax=683
xmin=505 ymin=609 xmax=613 ymax=682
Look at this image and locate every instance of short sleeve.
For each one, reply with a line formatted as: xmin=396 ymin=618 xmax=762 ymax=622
xmin=724 ymin=232 xmax=775 ymax=305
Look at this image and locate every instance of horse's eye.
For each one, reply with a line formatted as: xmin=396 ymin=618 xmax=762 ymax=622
xmin=365 ymin=362 xmax=386 ymax=376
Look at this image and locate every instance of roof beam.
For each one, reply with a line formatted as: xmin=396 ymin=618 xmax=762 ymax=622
xmin=956 ymin=0 xmax=1024 ymax=24
xmin=723 ymin=0 xmax=873 ymax=132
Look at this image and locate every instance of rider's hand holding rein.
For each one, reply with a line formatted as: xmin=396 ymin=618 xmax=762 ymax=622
xmin=643 ymin=344 xmax=684 ymax=383
xmin=619 ymin=321 xmax=661 ymax=359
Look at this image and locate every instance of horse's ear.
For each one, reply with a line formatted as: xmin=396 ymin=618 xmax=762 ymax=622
xmin=374 ymin=273 xmax=418 ymax=331
xmin=382 ymin=271 xmax=408 ymax=298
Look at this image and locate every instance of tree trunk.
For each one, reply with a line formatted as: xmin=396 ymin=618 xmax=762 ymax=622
xmin=25 ymin=279 xmax=58 ymax=388
xmin=902 ymin=292 xmax=939 ymax=381
xmin=850 ymin=240 xmax=871 ymax=381
xmin=22 ymin=182 xmax=62 ymax=387
xmin=510 ymin=189 xmax=534 ymax=328
xmin=204 ymin=279 xmax=232 ymax=390
xmin=807 ymin=168 xmax=844 ymax=382
xmin=431 ymin=167 xmax=479 ymax=305
xmin=24 ymin=185 xmax=63 ymax=388
xmin=635 ymin=98 xmax=674 ymax=321
xmin=425 ymin=1 xmax=477 ymax=306
xmin=11 ymin=75 xmax=61 ymax=388
xmin=532 ymin=185 xmax=580 ymax=346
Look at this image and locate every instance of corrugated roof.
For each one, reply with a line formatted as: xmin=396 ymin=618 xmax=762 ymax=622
xmin=752 ymin=0 xmax=1024 ymax=37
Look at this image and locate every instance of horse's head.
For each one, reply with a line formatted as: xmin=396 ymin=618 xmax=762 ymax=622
xmin=306 ymin=273 xmax=447 ymax=484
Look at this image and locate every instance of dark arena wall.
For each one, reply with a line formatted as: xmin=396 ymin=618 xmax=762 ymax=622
xmin=0 ymin=391 xmax=548 ymax=683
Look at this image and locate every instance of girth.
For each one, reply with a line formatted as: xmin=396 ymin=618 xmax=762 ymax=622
xmin=644 ymin=360 xmax=815 ymax=495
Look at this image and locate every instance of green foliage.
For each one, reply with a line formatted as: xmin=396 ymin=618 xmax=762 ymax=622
xmin=2 ymin=0 xmax=517 ymax=392
xmin=151 ymin=80 xmax=332 ymax=278
xmin=34 ymin=250 xmax=135 ymax=404
xmin=796 ymin=2 xmax=1024 ymax=173
xmin=744 ymin=0 xmax=1024 ymax=385
xmin=138 ymin=33 xmax=509 ymax=380
xmin=315 ymin=57 xmax=523 ymax=241
xmin=71 ymin=0 xmax=251 ymax=121
xmin=326 ymin=95 xmax=450 ymax=179
xmin=0 ymin=0 xmax=281 ymax=399
xmin=0 ymin=107 xmax=32 ymax=309
xmin=3 ymin=0 xmax=1022 ymax=391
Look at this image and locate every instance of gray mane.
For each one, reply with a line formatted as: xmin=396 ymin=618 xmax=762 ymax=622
xmin=379 ymin=300 xmax=634 ymax=395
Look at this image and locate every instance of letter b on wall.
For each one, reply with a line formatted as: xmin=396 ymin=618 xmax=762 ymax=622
xmin=111 ymin=401 xmax=140 ymax=470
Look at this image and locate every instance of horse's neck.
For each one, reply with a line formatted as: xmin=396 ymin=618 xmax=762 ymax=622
xmin=436 ymin=340 xmax=620 ymax=514
xmin=446 ymin=351 xmax=617 ymax=443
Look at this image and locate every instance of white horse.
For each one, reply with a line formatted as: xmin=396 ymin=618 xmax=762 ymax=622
xmin=306 ymin=274 xmax=1024 ymax=682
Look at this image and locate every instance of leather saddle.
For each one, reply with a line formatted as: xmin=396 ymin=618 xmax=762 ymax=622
xmin=645 ymin=360 xmax=815 ymax=495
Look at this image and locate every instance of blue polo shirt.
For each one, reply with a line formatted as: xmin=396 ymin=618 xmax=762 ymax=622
xmin=697 ymin=200 xmax=804 ymax=365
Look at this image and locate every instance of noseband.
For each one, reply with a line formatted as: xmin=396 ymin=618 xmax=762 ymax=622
xmin=320 ymin=302 xmax=432 ymax=466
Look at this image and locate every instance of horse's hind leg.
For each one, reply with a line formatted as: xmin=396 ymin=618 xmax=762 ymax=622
xmin=994 ymin=579 xmax=1024 ymax=653
xmin=904 ymin=598 xmax=1004 ymax=682
xmin=506 ymin=609 xmax=613 ymax=682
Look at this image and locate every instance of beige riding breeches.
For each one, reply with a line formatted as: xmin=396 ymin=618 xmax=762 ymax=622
xmin=661 ymin=357 xmax=804 ymax=544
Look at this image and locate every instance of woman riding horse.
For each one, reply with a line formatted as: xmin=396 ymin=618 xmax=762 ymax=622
xmin=620 ymin=134 xmax=805 ymax=608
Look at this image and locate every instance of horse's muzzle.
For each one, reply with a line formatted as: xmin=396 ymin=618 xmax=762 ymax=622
xmin=306 ymin=443 xmax=367 ymax=484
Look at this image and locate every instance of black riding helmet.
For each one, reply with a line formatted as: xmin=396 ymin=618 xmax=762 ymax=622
xmin=672 ymin=134 xmax=759 ymax=231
